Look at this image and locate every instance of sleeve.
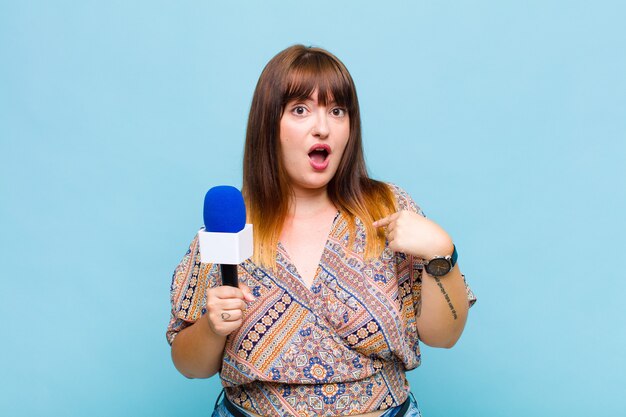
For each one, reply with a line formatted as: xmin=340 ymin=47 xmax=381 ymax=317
xmin=387 ymin=183 xmax=477 ymax=308
xmin=166 ymin=233 xmax=220 ymax=345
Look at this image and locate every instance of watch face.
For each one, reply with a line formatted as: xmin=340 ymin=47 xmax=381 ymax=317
xmin=426 ymin=258 xmax=451 ymax=276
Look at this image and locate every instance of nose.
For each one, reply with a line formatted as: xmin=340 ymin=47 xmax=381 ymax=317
xmin=312 ymin=108 xmax=330 ymax=139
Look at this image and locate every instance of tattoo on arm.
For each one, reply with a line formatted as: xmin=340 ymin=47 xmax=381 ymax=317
xmin=415 ymin=296 xmax=422 ymax=318
xmin=414 ymin=268 xmax=422 ymax=318
xmin=434 ymin=277 xmax=458 ymax=320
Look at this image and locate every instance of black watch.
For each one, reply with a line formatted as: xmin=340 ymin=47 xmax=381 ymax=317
xmin=424 ymin=245 xmax=458 ymax=277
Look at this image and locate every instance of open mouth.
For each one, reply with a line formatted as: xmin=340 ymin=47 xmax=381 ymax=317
xmin=307 ymin=144 xmax=331 ymax=170
xmin=308 ymin=147 xmax=329 ymax=164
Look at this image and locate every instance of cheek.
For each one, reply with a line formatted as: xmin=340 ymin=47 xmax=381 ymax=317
xmin=335 ymin=126 xmax=351 ymax=159
xmin=279 ymin=120 xmax=302 ymax=150
xmin=279 ymin=138 xmax=302 ymax=171
xmin=279 ymin=124 xmax=295 ymax=158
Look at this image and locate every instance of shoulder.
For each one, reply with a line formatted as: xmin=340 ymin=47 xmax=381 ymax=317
xmin=384 ymin=182 xmax=426 ymax=217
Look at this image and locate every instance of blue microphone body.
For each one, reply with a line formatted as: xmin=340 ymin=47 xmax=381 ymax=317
xmin=204 ymin=186 xmax=246 ymax=233
xmin=203 ymin=186 xmax=247 ymax=287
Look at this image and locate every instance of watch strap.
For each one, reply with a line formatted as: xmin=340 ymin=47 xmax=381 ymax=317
xmin=450 ymin=244 xmax=458 ymax=268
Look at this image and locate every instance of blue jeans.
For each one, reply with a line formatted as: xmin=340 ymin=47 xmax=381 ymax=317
xmin=211 ymin=391 xmax=422 ymax=417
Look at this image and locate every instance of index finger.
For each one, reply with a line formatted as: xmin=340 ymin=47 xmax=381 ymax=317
xmin=373 ymin=212 xmax=398 ymax=228
xmin=213 ymin=285 xmax=244 ymax=300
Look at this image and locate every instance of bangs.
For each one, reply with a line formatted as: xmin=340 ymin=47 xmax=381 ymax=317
xmin=282 ymin=51 xmax=354 ymax=110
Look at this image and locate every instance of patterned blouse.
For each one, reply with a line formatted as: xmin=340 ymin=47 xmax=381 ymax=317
xmin=167 ymin=184 xmax=476 ymax=417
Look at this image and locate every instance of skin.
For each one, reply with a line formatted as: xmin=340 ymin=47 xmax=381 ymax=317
xmin=171 ymin=89 xmax=469 ymax=416
xmin=279 ymin=90 xmax=349 ymax=198
xmin=278 ymin=90 xmax=350 ymax=287
xmin=373 ymin=211 xmax=470 ymax=348
xmin=170 ymin=283 xmax=255 ymax=379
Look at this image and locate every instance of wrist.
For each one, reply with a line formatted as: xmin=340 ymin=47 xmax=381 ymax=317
xmin=423 ymin=240 xmax=457 ymax=278
xmin=421 ymin=235 xmax=454 ymax=260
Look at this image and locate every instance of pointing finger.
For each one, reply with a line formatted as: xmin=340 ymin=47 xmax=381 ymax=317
xmin=373 ymin=212 xmax=398 ymax=228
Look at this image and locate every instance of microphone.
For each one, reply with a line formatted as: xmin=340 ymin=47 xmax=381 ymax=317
xmin=197 ymin=186 xmax=254 ymax=287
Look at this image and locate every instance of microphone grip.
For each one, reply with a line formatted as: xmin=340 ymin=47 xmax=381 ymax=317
xmin=220 ymin=264 xmax=239 ymax=287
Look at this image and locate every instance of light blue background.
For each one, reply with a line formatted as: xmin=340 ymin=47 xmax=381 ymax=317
xmin=1 ymin=1 xmax=625 ymax=416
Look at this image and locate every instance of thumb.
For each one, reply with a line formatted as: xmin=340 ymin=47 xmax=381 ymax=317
xmin=239 ymin=282 xmax=256 ymax=302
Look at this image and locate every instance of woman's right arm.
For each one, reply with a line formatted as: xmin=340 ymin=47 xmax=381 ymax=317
xmin=171 ymin=313 xmax=226 ymax=378
xmin=171 ymin=284 xmax=254 ymax=379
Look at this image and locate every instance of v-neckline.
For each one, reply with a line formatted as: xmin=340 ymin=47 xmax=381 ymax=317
xmin=278 ymin=211 xmax=341 ymax=292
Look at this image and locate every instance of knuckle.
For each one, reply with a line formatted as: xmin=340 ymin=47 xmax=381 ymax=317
xmin=208 ymin=312 xmax=220 ymax=324
xmin=224 ymin=287 xmax=238 ymax=298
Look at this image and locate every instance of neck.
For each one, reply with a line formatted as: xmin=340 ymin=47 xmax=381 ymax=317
xmin=288 ymin=186 xmax=335 ymax=219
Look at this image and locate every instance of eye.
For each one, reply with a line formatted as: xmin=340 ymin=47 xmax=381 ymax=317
xmin=291 ymin=105 xmax=308 ymax=116
xmin=331 ymin=107 xmax=347 ymax=117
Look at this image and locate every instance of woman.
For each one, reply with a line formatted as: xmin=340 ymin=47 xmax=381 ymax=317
xmin=167 ymin=45 xmax=476 ymax=417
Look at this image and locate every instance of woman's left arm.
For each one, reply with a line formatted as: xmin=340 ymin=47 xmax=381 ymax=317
xmin=374 ymin=211 xmax=470 ymax=348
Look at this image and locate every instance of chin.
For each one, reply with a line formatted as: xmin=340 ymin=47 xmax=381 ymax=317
xmin=297 ymin=176 xmax=333 ymax=191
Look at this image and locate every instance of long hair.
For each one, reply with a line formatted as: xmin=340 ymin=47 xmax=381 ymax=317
xmin=242 ymin=45 xmax=396 ymax=267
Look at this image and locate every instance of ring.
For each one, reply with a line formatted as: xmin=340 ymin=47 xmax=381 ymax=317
xmin=221 ymin=312 xmax=231 ymax=321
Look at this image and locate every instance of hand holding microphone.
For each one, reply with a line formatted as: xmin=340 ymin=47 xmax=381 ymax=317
xmin=198 ymin=185 xmax=255 ymax=336
xmin=205 ymin=284 xmax=255 ymax=336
